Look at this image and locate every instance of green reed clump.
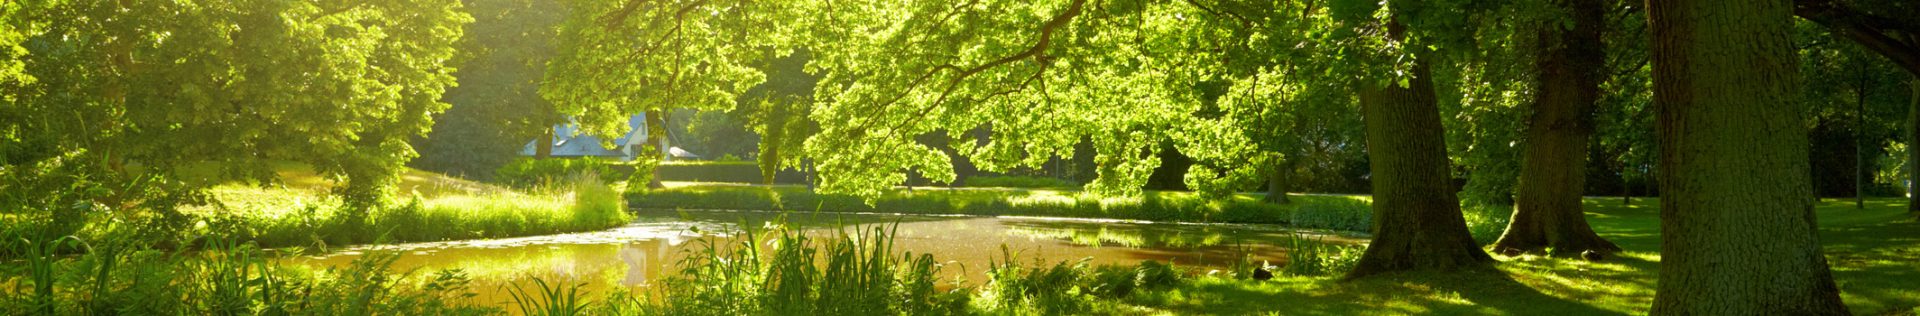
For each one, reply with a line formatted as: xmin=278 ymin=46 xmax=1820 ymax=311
xmin=1282 ymin=233 xmax=1366 ymax=277
xmin=507 ymin=278 xmax=591 ymax=316
xmin=624 ymin=220 xmax=968 ymax=315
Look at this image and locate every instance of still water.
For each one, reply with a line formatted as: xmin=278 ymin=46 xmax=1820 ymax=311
xmin=279 ymin=209 xmax=1363 ymax=307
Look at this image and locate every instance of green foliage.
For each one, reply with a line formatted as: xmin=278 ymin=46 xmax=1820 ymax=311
xmin=1 ymin=236 xmax=495 ymax=315
xmin=964 ymin=175 xmax=1079 ymax=189
xmin=627 ymin=150 xmax=661 ymax=193
xmin=1 ymin=0 xmax=472 ymax=226
xmin=506 ymin=278 xmax=591 ymax=316
xmin=1281 ymin=234 xmax=1366 ymax=277
xmin=413 ymin=0 xmax=569 ymax=180
xmin=629 ymin=185 xmax=1336 ymax=226
xmin=494 ymin=158 xmax=614 ymax=189
xmin=1285 ymin=196 xmax=1375 ymax=232
xmin=678 ymin=109 xmax=760 ymax=162
xmin=635 ymin=221 xmax=969 ymax=315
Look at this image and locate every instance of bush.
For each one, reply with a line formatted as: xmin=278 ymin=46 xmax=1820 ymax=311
xmin=1287 ymin=197 xmax=1373 ymax=232
xmin=494 ymin=157 xmax=614 ymax=189
xmin=1282 ymin=233 xmax=1366 ymax=277
xmin=0 ymin=236 xmax=495 ymax=315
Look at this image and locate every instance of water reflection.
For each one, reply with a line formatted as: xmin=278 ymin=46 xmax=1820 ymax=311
xmin=279 ymin=209 xmax=1364 ymax=307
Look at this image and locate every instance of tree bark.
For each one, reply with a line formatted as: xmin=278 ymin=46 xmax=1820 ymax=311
xmin=1344 ymin=17 xmax=1493 ymax=279
xmin=1493 ymin=0 xmax=1620 ymax=257
xmin=1648 ymin=0 xmax=1848 ymax=313
xmin=645 ymin=109 xmax=667 ymax=189
xmin=535 ymin=128 xmax=553 ymax=158
xmin=1910 ymin=77 xmax=1919 ymax=215
xmin=1265 ymin=158 xmax=1293 ymax=204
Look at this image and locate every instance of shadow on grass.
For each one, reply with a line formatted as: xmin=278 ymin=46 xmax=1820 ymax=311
xmin=1141 ymin=267 xmax=1624 ymax=315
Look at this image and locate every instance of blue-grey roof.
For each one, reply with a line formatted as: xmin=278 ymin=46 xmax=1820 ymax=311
xmin=520 ymin=113 xmax=649 ymax=158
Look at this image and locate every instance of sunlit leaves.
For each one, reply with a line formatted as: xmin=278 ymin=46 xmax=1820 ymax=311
xmin=2 ymin=0 xmax=471 ymax=211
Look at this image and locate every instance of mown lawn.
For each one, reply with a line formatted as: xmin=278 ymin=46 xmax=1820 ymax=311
xmin=1124 ymin=197 xmax=1920 ymax=315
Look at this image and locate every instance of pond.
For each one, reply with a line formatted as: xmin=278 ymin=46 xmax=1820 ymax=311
xmin=278 ymin=209 xmax=1366 ymax=308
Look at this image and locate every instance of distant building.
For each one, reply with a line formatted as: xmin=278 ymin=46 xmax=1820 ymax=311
xmin=520 ymin=113 xmax=697 ymax=161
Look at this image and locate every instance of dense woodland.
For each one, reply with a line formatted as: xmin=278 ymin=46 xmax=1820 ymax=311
xmin=4 ymin=0 xmax=1920 ymax=314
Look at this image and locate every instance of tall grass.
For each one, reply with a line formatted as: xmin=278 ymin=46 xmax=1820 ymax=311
xmin=0 ymin=232 xmax=495 ymax=315
xmin=196 ymin=174 xmax=631 ymax=249
xmin=510 ymin=217 xmax=1191 ymax=316
xmin=1280 ymin=233 xmax=1366 ymax=277
xmin=629 ymin=220 xmax=969 ymax=315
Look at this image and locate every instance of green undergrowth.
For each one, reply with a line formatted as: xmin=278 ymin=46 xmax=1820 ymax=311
xmin=1 ymin=169 xmax=632 ymax=255
xmin=194 ymin=174 xmax=632 ymax=249
xmin=0 ymin=236 xmax=498 ymax=315
xmin=631 ymin=185 xmax=1379 ymax=231
xmin=962 ymin=175 xmax=1081 ymax=189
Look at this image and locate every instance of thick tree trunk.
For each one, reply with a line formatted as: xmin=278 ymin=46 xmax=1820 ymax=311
xmin=1493 ymin=0 xmax=1620 ymax=257
xmin=1265 ymin=158 xmax=1293 ymax=204
xmin=1344 ymin=18 xmax=1493 ymax=279
xmin=1648 ymin=0 xmax=1848 ymax=313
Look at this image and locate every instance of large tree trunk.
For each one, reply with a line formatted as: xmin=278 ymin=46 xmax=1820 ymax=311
xmin=1493 ymin=0 xmax=1620 ymax=257
xmin=1648 ymin=0 xmax=1848 ymax=313
xmin=1266 ymin=158 xmax=1293 ymax=204
xmin=1344 ymin=17 xmax=1493 ymax=279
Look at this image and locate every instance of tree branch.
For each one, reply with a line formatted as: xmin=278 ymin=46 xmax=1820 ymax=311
xmin=851 ymin=0 xmax=1088 ymax=134
xmin=1796 ymin=0 xmax=1920 ymax=76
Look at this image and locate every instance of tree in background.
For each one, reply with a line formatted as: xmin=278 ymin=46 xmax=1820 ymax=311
xmin=732 ymin=51 xmax=818 ymax=184
xmin=1647 ymin=0 xmax=1846 ymax=312
xmin=1491 ymin=0 xmax=1624 ymax=257
xmin=0 ymin=0 xmax=470 ymax=231
xmin=541 ymin=0 xmax=792 ymax=189
xmin=413 ymin=0 xmax=567 ymax=180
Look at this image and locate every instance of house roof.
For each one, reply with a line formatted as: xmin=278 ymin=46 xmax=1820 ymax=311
xmin=520 ymin=113 xmax=650 ymax=158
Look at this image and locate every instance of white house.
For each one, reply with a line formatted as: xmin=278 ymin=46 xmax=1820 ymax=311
xmin=520 ymin=113 xmax=698 ymax=161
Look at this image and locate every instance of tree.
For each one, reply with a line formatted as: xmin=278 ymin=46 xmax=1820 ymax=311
xmin=1 ymin=0 xmax=469 ymax=229
xmin=1491 ymin=0 xmax=1622 ymax=257
xmin=541 ymin=0 xmax=783 ymax=187
xmin=1647 ymin=0 xmax=1847 ymax=312
xmin=1344 ymin=11 xmax=1493 ymax=278
xmin=413 ymin=0 xmax=568 ymax=180
xmin=1792 ymin=0 xmax=1920 ymax=212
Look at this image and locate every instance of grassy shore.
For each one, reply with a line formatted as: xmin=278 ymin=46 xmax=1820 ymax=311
xmin=543 ymin=196 xmax=1920 ymax=315
xmin=1123 ymin=197 xmax=1920 ymax=315
xmin=632 ymin=184 xmax=1374 ymax=229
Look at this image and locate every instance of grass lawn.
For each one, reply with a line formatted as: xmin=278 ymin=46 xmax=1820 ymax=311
xmin=1122 ymin=197 xmax=1920 ymax=315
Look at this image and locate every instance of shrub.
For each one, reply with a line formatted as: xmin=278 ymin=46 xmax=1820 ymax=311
xmin=495 ymin=157 xmax=614 ymax=189
xmin=1282 ymin=233 xmax=1366 ymax=277
xmin=1287 ymin=197 xmax=1373 ymax=232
